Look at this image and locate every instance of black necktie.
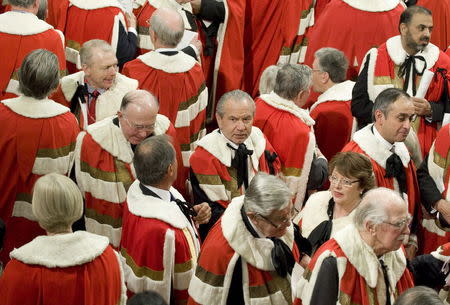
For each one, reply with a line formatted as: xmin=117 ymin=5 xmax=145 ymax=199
xmin=170 ymin=192 xmax=197 ymax=222
xmin=385 ymin=152 xmax=407 ymax=196
xmin=227 ymin=143 xmax=253 ymax=189
xmin=379 ymin=259 xmax=391 ymax=305
xmin=397 ymin=54 xmax=426 ymax=96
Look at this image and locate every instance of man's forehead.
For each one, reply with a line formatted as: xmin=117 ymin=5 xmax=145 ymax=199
xmin=223 ymin=98 xmax=254 ymax=114
xmin=387 ymin=96 xmax=414 ymax=113
xmin=410 ymin=13 xmax=433 ymax=26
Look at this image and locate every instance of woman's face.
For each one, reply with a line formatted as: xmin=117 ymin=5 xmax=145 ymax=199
xmin=329 ymin=169 xmax=363 ymax=207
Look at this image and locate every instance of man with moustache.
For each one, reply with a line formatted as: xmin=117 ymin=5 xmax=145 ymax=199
xmin=343 ymin=88 xmax=420 ymax=254
xmin=295 ymin=188 xmax=414 ymax=305
xmin=352 ymin=5 xmax=450 ymax=157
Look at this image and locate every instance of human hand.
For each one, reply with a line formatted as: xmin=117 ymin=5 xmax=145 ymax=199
xmin=193 ymin=202 xmax=211 ymax=225
xmin=436 ymin=199 xmax=450 ymax=224
xmin=190 ymin=36 xmax=202 ymax=55
xmin=299 ymin=254 xmax=311 ymax=269
xmin=411 ymin=97 xmax=431 ymax=116
xmin=190 ymin=0 xmax=201 ymax=14
xmin=126 ymin=12 xmax=137 ymax=29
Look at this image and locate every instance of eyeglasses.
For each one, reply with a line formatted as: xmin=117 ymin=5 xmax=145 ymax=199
xmin=383 ymin=216 xmax=412 ymax=230
xmin=256 ymin=207 xmax=295 ymax=229
xmin=123 ymin=115 xmax=155 ymax=132
xmin=329 ymin=175 xmax=359 ymax=187
xmin=311 ymin=69 xmax=323 ymax=73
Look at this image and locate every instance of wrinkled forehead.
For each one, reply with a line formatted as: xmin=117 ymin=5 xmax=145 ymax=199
xmin=223 ymin=98 xmax=255 ymax=116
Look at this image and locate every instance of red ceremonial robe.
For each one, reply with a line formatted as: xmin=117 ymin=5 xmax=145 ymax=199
xmin=122 ymin=50 xmax=207 ymax=189
xmin=300 ymin=0 xmax=404 ymax=79
xmin=417 ymin=0 xmax=450 ymax=51
xmin=254 ymin=92 xmax=316 ymax=210
xmin=120 ymin=180 xmax=200 ymax=304
xmin=295 ymin=224 xmax=414 ymax=305
xmin=418 ymin=123 xmax=450 ymax=254
xmin=188 ymin=196 xmax=300 ymax=305
xmin=0 ymin=231 xmax=126 ymax=305
xmin=0 ymin=96 xmax=79 ymax=265
xmin=0 ymin=11 xmax=66 ymax=100
xmin=362 ymin=36 xmax=450 ymax=156
xmin=75 ymin=115 xmax=178 ymax=249
xmin=60 ymin=0 xmax=128 ymax=73
xmin=309 ymin=80 xmax=355 ymax=161
xmin=189 ymin=127 xmax=280 ymax=209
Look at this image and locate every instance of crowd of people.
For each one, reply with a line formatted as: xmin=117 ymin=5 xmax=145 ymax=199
xmin=0 ymin=0 xmax=450 ymax=304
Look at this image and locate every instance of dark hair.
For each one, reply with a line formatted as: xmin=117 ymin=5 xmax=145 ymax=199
xmin=394 ymin=286 xmax=443 ymax=305
xmin=133 ymin=135 xmax=175 ymax=185
xmin=127 ymin=290 xmax=168 ymax=305
xmin=329 ymin=152 xmax=375 ymax=194
xmin=399 ymin=5 xmax=432 ymax=29
xmin=372 ymin=88 xmax=410 ymax=121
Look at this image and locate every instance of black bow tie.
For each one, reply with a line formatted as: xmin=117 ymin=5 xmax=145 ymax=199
xmin=227 ymin=143 xmax=253 ymax=189
xmin=398 ymin=54 xmax=427 ymax=96
xmin=385 ymin=153 xmax=407 ymax=196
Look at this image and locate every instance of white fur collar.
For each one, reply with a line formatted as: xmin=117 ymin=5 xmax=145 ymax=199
xmin=2 ymin=96 xmax=69 ymax=118
xmin=137 ymin=51 xmax=196 ymax=73
xmin=310 ymin=80 xmax=355 ymax=112
xmin=353 ymin=124 xmax=410 ymax=168
xmin=341 ymin=0 xmax=401 ymax=12
xmin=11 ymin=231 xmax=109 ymax=267
xmin=259 ymin=92 xmax=315 ymax=126
xmin=147 ymin=0 xmax=192 ymax=29
xmin=221 ymin=196 xmax=294 ymax=270
xmin=69 ymin=0 xmax=123 ymax=10
xmin=386 ymin=35 xmax=440 ymax=70
xmin=299 ymin=191 xmax=332 ymax=238
xmin=196 ymin=127 xmax=266 ymax=169
xmin=126 ymin=180 xmax=191 ymax=229
xmin=0 ymin=11 xmax=53 ymax=35
xmin=334 ymin=224 xmax=407 ymax=288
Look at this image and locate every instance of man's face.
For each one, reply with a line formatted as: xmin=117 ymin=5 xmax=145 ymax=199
xmin=83 ymin=50 xmax=118 ymax=90
xmin=311 ymin=58 xmax=325 ymax=93
xmin=118 ymin=103 xmax=158 ymax=145
xmin=216 ymin=98 xmax=254 ymax=145
xmin=375 ymin=96 xmax=415 ymax=144
xmin=251 ymin=201 xmax=294 ymax=238
xmin=402 ymin=13 xmax=433 ymax=54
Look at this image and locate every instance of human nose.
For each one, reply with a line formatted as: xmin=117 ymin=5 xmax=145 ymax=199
xmin=236 ymin=120 xmax=245 ymax=130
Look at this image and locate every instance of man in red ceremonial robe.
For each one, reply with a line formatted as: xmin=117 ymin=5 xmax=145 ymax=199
xmin=352 ymin=6 xmax=450 ymax=157
xmin=343 ymin=88 xmax=420 ymax=255
xmin=0 ymin=0 xmax=66 ymax=100
xmin=0 ymin=50 xmax=79 ymax=265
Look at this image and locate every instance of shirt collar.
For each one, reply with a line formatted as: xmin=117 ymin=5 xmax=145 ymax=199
xmin=84 ymin=81 xmax=106 ymax=95
xmin=142 ymin=184 xmax=171 ymax=202
xmin=155 ymin=47 xmax=179 ymax=53
xmin=373 ymin=125 xmax=395 ymax=151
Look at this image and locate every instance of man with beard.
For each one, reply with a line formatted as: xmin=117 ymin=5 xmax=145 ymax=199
xmin=352 ymin=5 xmax=450 ymax=157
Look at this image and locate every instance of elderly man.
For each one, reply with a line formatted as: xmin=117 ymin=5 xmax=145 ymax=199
xmin=0 ymin=0 xmax=66 ymax=100
xmin=309 ymin=48 xmax=355 ymax=161
xmin=52 ymin=39 xmax=138 ymax=130
xmin=343 ymin=88 xmax=420 ymax=254
xmin=75 ymin=89 xmax=183 ymax=248
xmin=190 ymin=89 xmax=280 ymax=238
xmin=120 ymin=135 xmax=209 ymax=304
xmin=188 ymin=173 xmax=301 ymax=305
xmin=352 ymin=5 xmax=450 ymax=157
xmin=254 ymin=64 xmax=328 ymax=210
xmin=295 ymin=188 xmax=414 ymax=305
xmin=0 ymin=49 xmax=79 ymax=265
xmin=59 ymin=0 xmax=137 ymax=72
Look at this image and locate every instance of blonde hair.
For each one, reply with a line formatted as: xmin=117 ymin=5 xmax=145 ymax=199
xmin=32 ymin=173 xmax=83 ymax=233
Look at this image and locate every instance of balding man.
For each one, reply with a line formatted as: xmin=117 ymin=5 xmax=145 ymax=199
xmin=295 ymin=188 xmax=414 ymax=305
xmin=123 ymin=8 xmax=207 ymax=191
xmin=74 ymin=89 xmax=179 ymax=248
xmin=52 ymin=39 xmax=138 ymax=130
xmin=0 ymin=0 xmax=66 ymax=100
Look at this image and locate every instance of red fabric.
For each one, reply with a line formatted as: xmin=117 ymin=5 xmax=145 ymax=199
xmin=87 ymin=90 xmax=99 ymax=125
xmin=0 ymin=246 xmax=123 ymax=305
xmin=417 ymin=0 xmax=450 ymax=51
xmin=134 ymin=3 xmax=156 ymax=55
xmin=47 ymin=0 xmax=69 ymax=28
xmin=302 ymin=0 xmax=404 ymax=80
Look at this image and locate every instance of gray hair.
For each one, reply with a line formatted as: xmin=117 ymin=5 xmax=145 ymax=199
xmin=274 ymin=64 xmax=312 ymax=100
xmin=19 ymin=49 xmax=59 ymax=99
xmin=315 ymin=47 xmax=348 ymax=83
xmin=244 ymin=173 xmax=292 ymax=217
xmin=9 ymin=0 xmax=35 ymax=8
xmin=354 ymin=187 xmax=406 ymax=231
xmin=394 ymin=286 xmax=443 ymax=305
xmin=133 ymin=135 xmax=175 ymax=185
xmin=121 ymin=89 xmax=159 ymax=111
xmin=37 ymin=0 xmax=47 ymax=20
xmin=216 ymin=89 xmax=255 ymax=118
xmin=372 ymin=88 xmax=411 ymax=121
xmin=259 ymin=65 xmax=281 ymax=95
xmin=32 ymin=173 xmax=83 ymax=233
xmin=149 ymin=8 xmax=184 ymax=48
xmin=80 ymin=39 xmax=115 ymax=66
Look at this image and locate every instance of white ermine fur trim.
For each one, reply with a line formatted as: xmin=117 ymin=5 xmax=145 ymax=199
xmin=2 ymin=96 xmax=69 ymax=118
xmin=341 ymin=0 xmax=400 ymax=12
xmin=221 ymin=196 xmax=294 ymax=270
xmin=366 ymin=47 xmax=394 ymax=102
xmin=196 ymin=127 xmax=266 ymax=169
xmin=310 ymin=80 xmax=355 ymax=112
xmin=259 ymin=92 xmax=315 ymax=126
xmin=0 ymin=11 xmax=52 ymax=35
xmin=113 ymin=250 xmax=128 ymax=305
xmin=353 ymin=124 xmax=410 ymax=168
xmin=69 ymin=0 xmax=123 ymax=10
xmin=138 ymin=51 xmax=196 ymax=73
xmin=427 ymin=142 xmax=445 ymax=194
xmin=11 ymin=231 xmax=109 ymax=267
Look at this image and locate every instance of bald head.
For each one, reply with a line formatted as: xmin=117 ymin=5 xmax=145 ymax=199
xmin=149 ymin=8 xmax=184 ymax=48
xmin=121 ymin=90 xmax=159 ymax=112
